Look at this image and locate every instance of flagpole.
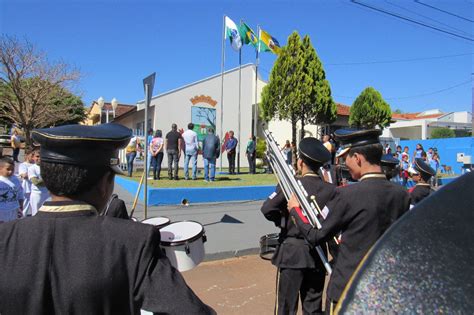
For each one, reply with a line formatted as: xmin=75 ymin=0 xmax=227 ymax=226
xmin=254 ymin=25 xmax=260 ymax=138
xmin=237 ymin=39 xmax=242 ymax=174
xmin=220 ymin=15 xmax=226 ymax=172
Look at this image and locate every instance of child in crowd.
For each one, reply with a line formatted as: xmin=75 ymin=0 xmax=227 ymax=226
xmin=18 ymin=147 xmax=34 ymax=216
xmin=0 ymin=157 xmax=24 ymax=223
xmin=401 ymin=154 xmax=410 ymax=187
xmin=28 ymin=149 xmax=50 ymax=215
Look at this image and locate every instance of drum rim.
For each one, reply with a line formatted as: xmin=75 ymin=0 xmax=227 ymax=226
xmin=160 ymin=220 xmax=205 ymax=247
xmin=259 ymin=233 xmax=280 ymax=242
xmin=141 ymin=216 xmax=171 ymax=223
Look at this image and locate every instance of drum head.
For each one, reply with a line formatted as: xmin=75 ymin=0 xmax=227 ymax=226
xmin=160 ymin=221 xmax=204 ymax=246
xmin=142 ymin=217 xmax=170 ymax=227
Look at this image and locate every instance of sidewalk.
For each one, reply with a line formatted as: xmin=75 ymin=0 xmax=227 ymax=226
xmin=182 ymin=255 xmax=278 ymax=315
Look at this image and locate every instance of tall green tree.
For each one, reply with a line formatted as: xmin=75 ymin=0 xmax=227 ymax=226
xmin=431 ymin=127 xmax=455 ymax=139
xmin=300 ymin=35 xmax=337 ymax=137
xmin=349 ymin=87 xmax=392 ymax=129
xmin=261 ymin=31 xmax=336 ymax=166
xmin=0 ymin=35 xmax=81 ymax=144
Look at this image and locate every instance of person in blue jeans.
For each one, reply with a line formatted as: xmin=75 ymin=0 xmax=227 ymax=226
xmin=202 ymin=128 xmax=220 ymax=182
xmin=125 ymin=136 xmax=140 ymax=177
xmin=182 ymin=123 xmax=199 ymax=180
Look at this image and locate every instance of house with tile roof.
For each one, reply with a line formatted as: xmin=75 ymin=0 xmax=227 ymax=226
xmin=382 ymin=109 xmax=472 ymax=140
xmin=83 ymin=101 xmax=136 ymax=125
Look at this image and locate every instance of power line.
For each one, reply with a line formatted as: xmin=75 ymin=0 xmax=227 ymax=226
xmin=334 ymin=79 xmax=472 ymax=101
xmin=415 ymin=0 xmax=474 ymax=23
xmin=326 ymin=52 xmax=473 ymax=66
xmin=350 ymin=0 xmax=474 ymax=42
xmin=385 ymin=0 xmax=472 ymax=37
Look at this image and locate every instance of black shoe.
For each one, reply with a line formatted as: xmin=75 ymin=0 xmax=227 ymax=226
xmin=174 ymin=177 xmax=179 ymax=180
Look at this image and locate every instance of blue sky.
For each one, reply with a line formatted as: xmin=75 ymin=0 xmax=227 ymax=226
xmin=1 ymin=0 xmax=472 ymax=114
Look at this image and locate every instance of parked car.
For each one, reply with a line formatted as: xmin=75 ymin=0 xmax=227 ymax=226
xmin=0 ymin=135 xmax=11 ymax=148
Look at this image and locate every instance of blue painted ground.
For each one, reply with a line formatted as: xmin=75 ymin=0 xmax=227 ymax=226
xmin=115 ymin=176 xmax=275 ymax=206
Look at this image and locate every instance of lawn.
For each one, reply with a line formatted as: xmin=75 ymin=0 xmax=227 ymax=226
xmin=120 ymin=167 xmax=278 ymax=188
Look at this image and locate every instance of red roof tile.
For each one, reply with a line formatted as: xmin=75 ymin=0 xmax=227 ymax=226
xmin=336 ymin=103 xmax=351 ymax=116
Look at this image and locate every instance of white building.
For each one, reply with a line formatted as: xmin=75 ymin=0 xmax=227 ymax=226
xmin=382 ymin=109 xmax=472 ymax=140
xmin=115 ymin=64 xmax=265 ymax=169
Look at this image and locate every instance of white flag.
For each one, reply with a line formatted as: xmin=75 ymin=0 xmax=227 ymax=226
xmin=224 ymin=16 xmax=242 ymax=51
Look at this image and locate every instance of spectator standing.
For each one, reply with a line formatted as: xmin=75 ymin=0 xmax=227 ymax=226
xmin=429 ymin=152 xmax=440 ymax=186
xmin=149 ymin=130 xmax=164 ymax=180
xmin=282 ymin=140 xmax=292 ymax=165
xmin=384 ymin=143 xmax=392 ymax=155
xmin=125 ymin=136 xmax=140 ymax=177
xmin=18 ymin=147 xmax=34 ymax=216
xmin=182 ymin=123 xmax=199 ymax=180
xmin=396 ymin=145 xmax=403 ymax=162
xmin=225 ymin=131 xmax=238 ymax=175
xmin=202 ymin=128 xmax=220 ymax=182
xmin=413 ymin=143 xmax=424 ymax=163
xmin=0 ymin=157 xmax=23 ymax=223
xmin=323 ymin=135 xmax=333 ymax=153
xmin=246 ymin=135 xmax=257 ymax=174
xmin=401 ymin=146 xmax=410 ymax=161
xmin=165 ymin=123 xmax=182 ymax=180
xmin=426 ymin=147 xmax=434 ymax=161
xmin=401 ymin=154 xmax=410 ymax=187
xmin=10 ymin=128 xmax=21 ymax=163
xmin=28 ymin=149 xmax=50 ymax=215
xmin=146 ymin=128 xmax=154 ymax=179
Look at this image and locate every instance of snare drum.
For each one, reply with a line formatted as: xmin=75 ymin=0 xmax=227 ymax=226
xmin=259 ymin=233 xmax=280 ymax=260
xmin=159 ymin=221 xmax=207 ymax=272
xmin=141 ymin=216 xmax=171 ymax=230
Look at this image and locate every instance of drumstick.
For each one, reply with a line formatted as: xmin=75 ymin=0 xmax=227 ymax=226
xmin=129 ymin=172 xmax=145 ymax=218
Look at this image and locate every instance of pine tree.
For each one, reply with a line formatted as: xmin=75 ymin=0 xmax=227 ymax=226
xmin=261 ymin=32 xmax=336 ymax=166
xmin=349 ymin=87 xmax=392 ymax=129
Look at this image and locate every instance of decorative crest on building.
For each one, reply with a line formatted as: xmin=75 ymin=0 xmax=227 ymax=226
xmin=190 ymin=95 xmax=217 ymax=107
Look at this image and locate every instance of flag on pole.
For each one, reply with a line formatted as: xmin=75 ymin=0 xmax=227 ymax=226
xmin=225 ymin=16 xmax=242 ymax=51
xmin=259 ymin=29 xmax=281 ymax=54
xmin=239 ymin=22 xmax=258 ymax=48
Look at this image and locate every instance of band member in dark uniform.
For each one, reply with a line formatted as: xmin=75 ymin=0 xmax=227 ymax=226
xmin=381 ymin=153 xmax=400 ymax=182
xmin=409 ymin=158 xmax=436 ymax=206
xmin=101 ymin=193 xmax=130 ymax=219
xmin=261 ymin=137 xmax=336 ymax=315
xmin=0 ymin=124 xmax=214 ymax=315
xmin=287 ymin=129 xmax=410 ymax=313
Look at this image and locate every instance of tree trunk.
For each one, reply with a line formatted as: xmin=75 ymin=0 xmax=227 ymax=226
xmin=24 ymin=127 xmax=32 ymax=147
xmin=291 ymin=114 xmax=298 ymax=170
xmin=300 ymin=108 xmax=305 ymax=141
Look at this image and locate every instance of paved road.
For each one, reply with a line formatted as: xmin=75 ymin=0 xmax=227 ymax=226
xmin=114 ymin=184 xmax=279 ymax=259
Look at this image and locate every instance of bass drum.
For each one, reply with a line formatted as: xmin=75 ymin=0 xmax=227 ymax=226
xmin=259 ymin=233 xmax=280 ymax=260
xmin=141 ymin=216 xmax=171 ymax=230
xmin=159 ymin=221 xmax=207 ymax=272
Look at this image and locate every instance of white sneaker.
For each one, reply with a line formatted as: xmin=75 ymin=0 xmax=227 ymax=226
xmin=147 ymin=177 xmax=153 ymax=180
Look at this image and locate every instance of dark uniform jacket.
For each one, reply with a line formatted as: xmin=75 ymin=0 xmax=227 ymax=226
xmin=290 ymin=174 xmax=410 ymax=301
xmin=261 ymin=174 xmax=335 ymax=269
xmin=410 ymin=184 xmax=432 ymax=205
xmin=0 ymin=201 xmax=213 ymax=315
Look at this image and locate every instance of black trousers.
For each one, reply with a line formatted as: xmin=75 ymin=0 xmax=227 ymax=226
xmin=227 ymin=151 xmax=236 ymax=174
xmin=167 ymin=149 xmax=179 ymax=179
xmin=275 ymin=268 xmax=325 ymax=315
xmin=151 ymin=152 xmax=164 ymax=179
xmin=247 ymin=152 xmax=256 ymax=174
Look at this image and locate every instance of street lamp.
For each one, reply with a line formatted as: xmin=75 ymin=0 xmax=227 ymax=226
xmin=111 ymin=98 xmax=118 ymax=118
xmin=97 ymin=96 xmax=105 ymax=124
xmin=97 ymin=97 xmax=119 ymax=124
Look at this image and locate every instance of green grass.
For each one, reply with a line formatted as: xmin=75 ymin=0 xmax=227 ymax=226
xmin=120 ymin=167 xmax=277 ymax=188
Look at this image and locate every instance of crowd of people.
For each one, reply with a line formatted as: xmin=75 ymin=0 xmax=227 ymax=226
xmin=0 ymin=145 xmax=50 ymax=223
xmin=124 ymin=123 xmax=258 ymax=180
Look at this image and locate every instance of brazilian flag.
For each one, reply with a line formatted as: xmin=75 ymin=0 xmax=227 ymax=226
xmin=239 ymin=22 xmax=258 ymax=49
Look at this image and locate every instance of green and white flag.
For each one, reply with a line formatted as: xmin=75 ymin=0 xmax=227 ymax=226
xmin=225 ymin=16 xmax=242 ymax=51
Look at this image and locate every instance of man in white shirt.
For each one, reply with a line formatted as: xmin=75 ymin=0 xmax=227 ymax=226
xmin=28 ymin=149 xmax=50 ymax=215
xmin=182 ymin=123 xmax=199 ymax=180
